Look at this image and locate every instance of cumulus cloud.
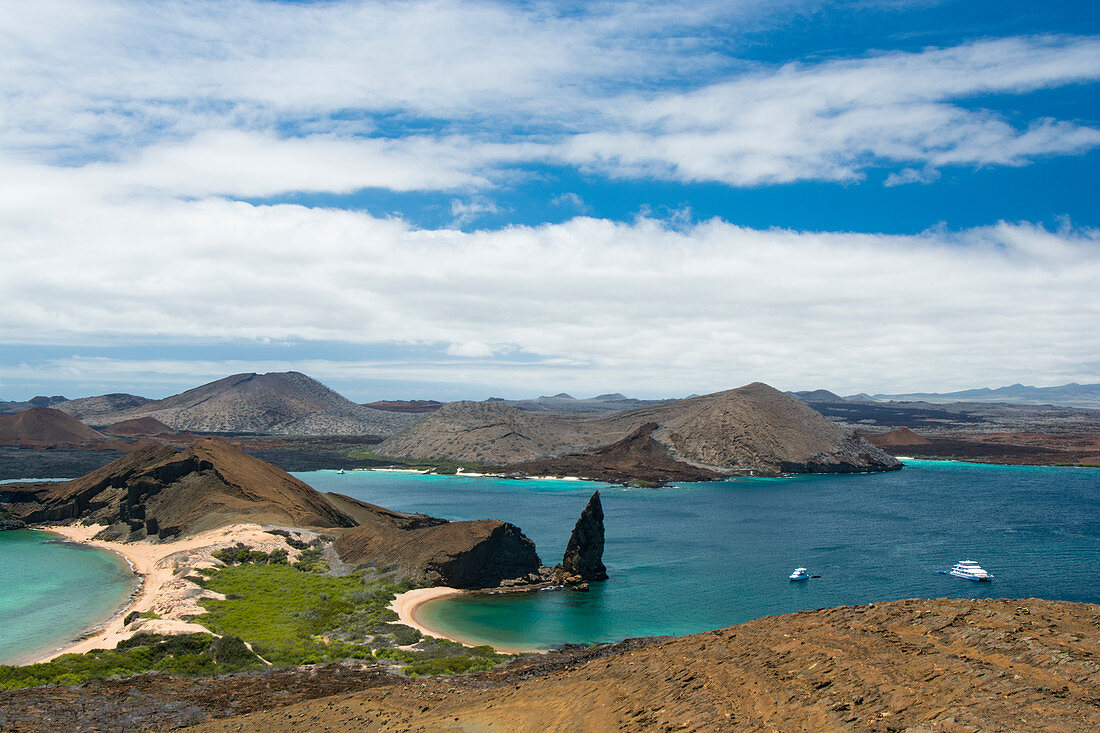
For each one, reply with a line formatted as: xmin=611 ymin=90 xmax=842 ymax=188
xmin=560 ymin=36 xmax=1100 ymax=185
xmin=0 ymin=179 xmax=1096 ymax=394
xmin=2 ymin=1 xmax=1098 ymax=191
xmin=885 ymin=167 xmax=942 ymax=187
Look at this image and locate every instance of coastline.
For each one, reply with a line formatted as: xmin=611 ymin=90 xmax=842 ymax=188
xmin=388 ymin=587 xmax=464 ymax=643
xmin=389 ymin=587 xmax=548 ymax=655
xmin=19 ymin=522 xmax=294 ymax=665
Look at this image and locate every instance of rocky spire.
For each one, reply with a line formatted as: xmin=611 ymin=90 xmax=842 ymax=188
xmin=561 ymin=490 xmax=608 ymax=581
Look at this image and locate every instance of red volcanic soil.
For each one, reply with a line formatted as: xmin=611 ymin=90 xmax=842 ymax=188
xmin=0 ymin=407 xmax=108 ymax=447
xmin=865 ymin=429 xmax=1100 ymax=466
xmin=362 ymin=399 xmax=445 ymax=413
xmin=104 ymin=416 xmax=177 ymax=437
xmin=865 ymin=427 xmax=932 ymax=447
xmin=25 ymin=437 xmax=358 ymax=536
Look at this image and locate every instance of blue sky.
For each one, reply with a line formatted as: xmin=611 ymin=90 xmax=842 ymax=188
xmin=1 ymin=0 xmax=1098 ymax=401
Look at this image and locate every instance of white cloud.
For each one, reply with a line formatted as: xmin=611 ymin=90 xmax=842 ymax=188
xmin=2 ymin=1 xmax=1098 ymax=192
xmin=884 ymin=167 xmax=941 ymax=187
xmin=0 ymin=181 xmax=1096 ymax=394
xmin=450 ymin=196 xmax=501 ymax=227
xmin=559 ymin=36 xmax=1100 ymax=185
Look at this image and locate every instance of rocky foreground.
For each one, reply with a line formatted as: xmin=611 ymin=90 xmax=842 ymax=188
xmin=4 ymin=598 xmax=1092 ymax=733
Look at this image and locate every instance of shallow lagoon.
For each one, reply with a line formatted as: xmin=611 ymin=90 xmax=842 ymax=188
xmin=0 ymin=531 xmax=136 ymax=665
xmin=299 ymin=461 xmax=1100 ymax=650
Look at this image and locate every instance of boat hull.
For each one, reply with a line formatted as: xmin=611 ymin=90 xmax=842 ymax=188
xmin=949 ymin=570 xmax=991 ymax=581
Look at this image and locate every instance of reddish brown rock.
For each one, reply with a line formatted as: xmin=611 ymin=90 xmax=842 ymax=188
xmin=0 ymin=407 xmax=108 ymax=447
xmin=18 ymin=437 xmax=357 ymax=538
xmin=335 ymin=516 xmax=542 ymax=589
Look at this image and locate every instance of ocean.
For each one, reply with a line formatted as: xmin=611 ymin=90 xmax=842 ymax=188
xmin=0 ymin=530 xmax=136 ymax=665
xmin=296 ymin=461 xmax=1100 ymax=650
xmin=1 ymin=460 xmax=1095 ymax=664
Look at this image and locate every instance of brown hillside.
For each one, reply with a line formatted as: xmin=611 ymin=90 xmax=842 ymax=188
xmin=0 ymin=407 xmax=108 ymax=447
xmin=379 ymin=400 xmax=608 ymax=464
xmin=56 ymin=393 xmax=154 ymax=422
xmin=23 ymin=438 xmax=357 ymax=538
xmin=380 ymin=383 xmax=899 ymax=474
xmin=105 ymin=416 xmax=177 ymax=436
xmin=336 ymin=515 xmax=542 ymax=588
xmin=498 ymin=422 xmax=722 ymax=483
xmin=866 ymin=426 xmax=933 ymax=447
xmin=75 ymin=372 xmax=418 ymax=436
xmin=182 ymin=597 xmax=1100 ymax=733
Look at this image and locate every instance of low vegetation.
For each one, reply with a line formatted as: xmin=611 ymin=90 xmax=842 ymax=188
xmin=0 ymin=633 xmax=261 ymax=690
xmin=0 ymin=543 xmax=510 ymax=690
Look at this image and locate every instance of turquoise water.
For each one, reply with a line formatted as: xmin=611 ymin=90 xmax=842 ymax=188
xmin=0 ymin=531 xmax=137 ymax=665
xmin=298 ymin=461 xmax=1100 ymax=650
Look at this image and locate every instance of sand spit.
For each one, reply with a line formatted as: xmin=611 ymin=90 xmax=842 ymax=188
xmin=24 ymin=523 xmax=313 ymax=664
xmin=389 ymin=587 xmax=555 ymax=655
xmin=388 ymin=587 xmax=463 ymax=642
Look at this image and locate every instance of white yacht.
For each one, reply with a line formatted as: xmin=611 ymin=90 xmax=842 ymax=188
xmin=789 ymin=567 xmax=810 ymax=581
xmin=949 ymin=560 xmax=992 ymax=581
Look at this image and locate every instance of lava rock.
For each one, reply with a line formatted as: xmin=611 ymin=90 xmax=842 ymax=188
xmin=561 ymin=490 xmax=608 ymax=581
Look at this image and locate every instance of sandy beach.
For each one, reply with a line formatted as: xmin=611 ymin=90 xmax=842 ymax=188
xmin=25 ymin=523 xmax=307 ymax=664
xmin=389 ymin=587 xmax=546 ymax=655
xmin=388 ymin=587 xmax=464 ymax=642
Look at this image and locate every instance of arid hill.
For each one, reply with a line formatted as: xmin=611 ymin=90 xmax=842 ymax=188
xmin=104 ymin=416 xmax=177 ymax=437
xmin=379 ymin=400 xmax=609 ymax=464
xmin=172 ymin=597 xmax=1099 ymax=733
xmin=17 ymin=438 xmax=358 ymax=539
xmin=0 ymin=407 xmax=109 ymax=447
xmin=866 ymin=426 xmax=932 ymax=447
xmin=381 ymin=382 xmax=898 ymax=475
xmin=335 ymin=515 xmax=543 ymax=589
xmin=498 ymin=422 xmax=722 ymax=483
xmin=55 ymin=393 xmax=154 ymax=423
xmin=81 ymin=372 xmax=418 ymax=436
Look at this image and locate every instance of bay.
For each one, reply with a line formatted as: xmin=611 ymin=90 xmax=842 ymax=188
xmin=297 ymin=461 xmax=1100 ymax=650
xmin=0 ymin=530 xmax=137 ymax=665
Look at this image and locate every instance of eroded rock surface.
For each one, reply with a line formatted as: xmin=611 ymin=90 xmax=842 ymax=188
xmin=335 ymin=514 xmax=542 ymax=589
xmin=560 ymin=490 xmax=607 ymax=581
xmin=12 ymin=438 xmax=357 ymax=538
xmin=153 ymin=598 xmax=1100 ymax=733
xmin=381 ymin=382 xmax=900 ymax=476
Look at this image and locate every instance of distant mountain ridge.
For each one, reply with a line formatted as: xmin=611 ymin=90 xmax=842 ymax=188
xmin=59 ymin=372 xmax=419 ymax=436
xmin=864 ymin=382 xmax=1100 ymax=409
xmin=381 ymin=382 xmax=898 ymax=475
xmin=488 ymin=392 xmax=678 ymax=416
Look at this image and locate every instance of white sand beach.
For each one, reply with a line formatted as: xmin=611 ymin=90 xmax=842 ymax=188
xmin=27 ymin=523 xmax=305 ymax=663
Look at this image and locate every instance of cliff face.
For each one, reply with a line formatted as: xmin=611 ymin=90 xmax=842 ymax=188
xmin=335 ymin=515 xmax=543 ymax=589
xmin=380 ymin=382 xmax=900 ymax=476
xmin=560 ymin=491 xmax=607 ymax=581
xmin=19 ymin=438 xmax=357 ymax=538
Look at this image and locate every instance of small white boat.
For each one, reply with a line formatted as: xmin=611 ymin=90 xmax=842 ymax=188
xmin=789 ymin=567 xmax=810 ymax=581
xmin=948 ymin=560 xmax=992 ymax=581
xmin=336 ymin=469 xmax=345 ymax=474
